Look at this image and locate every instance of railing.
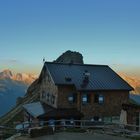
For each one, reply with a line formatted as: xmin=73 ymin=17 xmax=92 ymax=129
xmin=1 ymin=120 xmax=140 ymax=139
xmin=0 ymin=126 xmax=16 ymax=139
xmin=15 ymin=120 xmax=140 ymax=134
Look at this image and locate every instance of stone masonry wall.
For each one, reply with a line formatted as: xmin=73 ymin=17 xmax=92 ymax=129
xmin=57 ymin=85 xmax=129 ymax=119
xmin=38 ymin=66 xmax=129 ymax=119
xmin=57 ymin=85 xmax=78 ymax=108
xmin=39 ymin=66 xmax=58 ymax=108
xmin=79 ymin=91 xmax=129 ymax=119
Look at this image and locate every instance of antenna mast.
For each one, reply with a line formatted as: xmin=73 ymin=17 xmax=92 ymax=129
xmin=43 ymin=57 xmax=45 ymax=64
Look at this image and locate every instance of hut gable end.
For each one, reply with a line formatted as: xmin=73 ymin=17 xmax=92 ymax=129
xmin=39 ymin=65 xmax=58 ymax=108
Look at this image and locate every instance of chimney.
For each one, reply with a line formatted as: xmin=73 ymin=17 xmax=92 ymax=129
xmin=81 ymin=70 xmax=90 ymax=88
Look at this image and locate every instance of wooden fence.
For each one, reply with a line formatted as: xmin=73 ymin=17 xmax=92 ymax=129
xmin=15 ymin=119 xmax=140 ymax=133
xmin=0 ymin=126 xmax=16 ymax=139
xmin=1 ymin=120 xmax=140 ymax=139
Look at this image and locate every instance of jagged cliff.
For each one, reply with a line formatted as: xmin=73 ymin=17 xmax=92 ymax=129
xmin=54 ymin=50 xmax=84 ymax=64
xmin=0 ymin=50 xmax=83 ymax=125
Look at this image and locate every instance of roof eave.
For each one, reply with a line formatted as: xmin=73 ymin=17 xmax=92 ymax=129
xmin=78 ymin=88 xmax=134 ymax=92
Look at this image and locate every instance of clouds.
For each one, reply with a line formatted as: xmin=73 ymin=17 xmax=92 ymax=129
xmin=0 ymin=58 xmax=20 ymax=64
xmin=4 ymin=59 xmax=19 ymax=63
xmin=0 ymin=58 xmax=40 ymax=74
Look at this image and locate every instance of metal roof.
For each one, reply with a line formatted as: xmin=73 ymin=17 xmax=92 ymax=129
xmin=23 ymin=102 xmax=45 ymax=118
xmin=45 ymin=62 xmax=133 ymax=91
xmin=23 ymin=102 xmax=83 ymax=119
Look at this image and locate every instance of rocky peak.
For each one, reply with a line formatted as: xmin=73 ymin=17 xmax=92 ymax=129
xmin=54 ymin=50 xmax=84 ymax=64
xmin=0 ymin=69 xmax=13 ymax=79
xmin=13 ymin=73 xmax=37 ymax=84
xmin=15 ymin=73 xmax=23 ymax=81
xmin=0 ymin=69 xmax=37 ymax=85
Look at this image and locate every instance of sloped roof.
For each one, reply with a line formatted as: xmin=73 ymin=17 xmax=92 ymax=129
xmin=23 ymin=102 xmax=82 ymax=119
xmin=45 ymin=62 xmax=133 ymax=91
xmin=23 ymin=102 xmax=49 ymax=118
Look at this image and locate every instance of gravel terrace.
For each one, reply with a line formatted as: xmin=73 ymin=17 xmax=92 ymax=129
xmin=15 ymin=132 xmax=130 ymax=140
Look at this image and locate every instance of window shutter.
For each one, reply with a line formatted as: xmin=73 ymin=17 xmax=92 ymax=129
xmin=73 ymin=93 xmax=77 ymax=103
xmin=94 ymin=94 xmax=99 ymax=103
xmin=87 ymin=94 xmax=90 ymax=103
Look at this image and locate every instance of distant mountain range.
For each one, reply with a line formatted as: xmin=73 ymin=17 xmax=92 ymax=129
xmin=0 ymin=69 xmax=37 ymax=116
xmin=0 ymin=69 xmax=37 ymax=84
xmin=118 ymin=73 xmax=140 ymax=94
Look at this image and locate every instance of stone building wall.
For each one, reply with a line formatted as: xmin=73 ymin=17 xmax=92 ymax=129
xmin=57 ymin=85 xmax=78 ymax=108
xmin=126 ymin=106 xmax=140 ymax=126
xmin=39 ymin=66 xmax=58 ymax=108
xmin=38 ymin=66 xmax=130 ymax=120
xmin=79 ymin=91 xmax=129 ymax=119
xmin=57 ymin=85 xmax=129 ymax=119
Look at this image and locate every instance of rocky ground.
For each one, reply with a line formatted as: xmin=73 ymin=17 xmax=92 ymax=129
xmin=14 ymin=132 xmax=130 ymax=140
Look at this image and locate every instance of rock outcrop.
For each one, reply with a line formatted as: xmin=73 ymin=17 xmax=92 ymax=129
xmin=54 ymin=50 xmax=84 ymax=64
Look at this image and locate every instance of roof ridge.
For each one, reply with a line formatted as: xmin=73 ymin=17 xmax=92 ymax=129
xmin=45 ymin=61 xmax=109 ymax=67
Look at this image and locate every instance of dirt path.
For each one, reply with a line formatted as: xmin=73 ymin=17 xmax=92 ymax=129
xmin=16 ymin=132 xmax=130 ymax=140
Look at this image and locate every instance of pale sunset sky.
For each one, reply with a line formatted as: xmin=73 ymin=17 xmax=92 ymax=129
xmin=0 ymin=0 xmax=140 ymax=77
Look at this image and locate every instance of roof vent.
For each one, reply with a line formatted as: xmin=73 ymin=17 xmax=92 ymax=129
xmin=84 ymin=70 xmax=90 ymax=77
xmin=65 ymin=77 xmax=72 ymax=82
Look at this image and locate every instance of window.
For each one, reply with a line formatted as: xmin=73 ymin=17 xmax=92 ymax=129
xmin=51 ymin=95 xmax=55 ymax=104
xmin=82 ymin=94 xmax=90 ymax=104
xmin=94 ymin=116 xmax=99 ymax=121
xmin=46 ymin=72 xmax=51 ymax=82
xmin=68 ymin=96 xmax=74 ymax=103
xmin=47 ymin=93 xmax=50 ymax=102
xmin=94 ymin=94 xmax=104 ymax=104
xmin=42 ymin=91 xmax=46 ymax=98
xmin=82 ymin=94 xmax=87 ymax=104
xmin=94 ymin=94 xmax=99 ymax=103
xmin=99 ymin=95 xmax=104 ymax=104
xmin=68 ymin=93 xmax=77 ymax=103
